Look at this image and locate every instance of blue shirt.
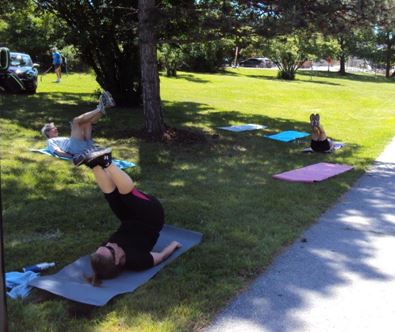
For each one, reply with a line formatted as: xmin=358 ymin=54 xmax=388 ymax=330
xmin=52 ymin=51 xmax=62 ymax=65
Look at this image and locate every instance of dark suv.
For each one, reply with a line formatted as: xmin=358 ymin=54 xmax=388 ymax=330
xmin=0 ymin=47 xmax=39 ymax=94
xmin=239 ymin=57 xmax=272 ymax=68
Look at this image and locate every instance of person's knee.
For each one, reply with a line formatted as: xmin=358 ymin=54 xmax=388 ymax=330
xmin=71 ymin=117 xmax=80 ymax=127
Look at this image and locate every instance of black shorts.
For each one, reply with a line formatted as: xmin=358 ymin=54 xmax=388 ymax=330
xmin=311 ymin=139 xmax=331 ymax=152
xmin=53 ymin=64 xmax=61 ymax=69
xmin=104 ymin=188 xmax=164 ymax=232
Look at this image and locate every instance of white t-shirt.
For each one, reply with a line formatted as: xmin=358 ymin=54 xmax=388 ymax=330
xmin=47 ymin=137 xmax=70 ymax=154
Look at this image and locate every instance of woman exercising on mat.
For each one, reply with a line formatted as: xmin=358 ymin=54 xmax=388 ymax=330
xmin=83 ymin=150 xmax=181 ymax=286
xmin=309 ymin=113 xmax=334 ymax=153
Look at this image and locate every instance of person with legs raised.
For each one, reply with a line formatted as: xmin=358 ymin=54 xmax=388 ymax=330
xmin=84 ymin=150 xmax=181 ymax=286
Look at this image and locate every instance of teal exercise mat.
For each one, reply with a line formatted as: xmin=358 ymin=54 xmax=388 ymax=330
xmin=218 ymin=124 xmax=267 ymax=132
xmin=264 ymin=130 xmax=310 ymax=142
xmin=30 ymin=148 xmax=136 ymax=169
xmin=29 ymin=225 xmax=202 ymax=306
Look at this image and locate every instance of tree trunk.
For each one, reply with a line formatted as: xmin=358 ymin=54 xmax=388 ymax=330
xmin=138 ymin=0 xmax=165 ymax=138
xmin=385 ymin=32 xmax=393 ymax=78
xmin=339 ymin=54 xmax=346 ymax=75
xmin=233 ymin=45 xmax=239 ymax=67
xmin=337 ymin=36 xmax=347 ymax=76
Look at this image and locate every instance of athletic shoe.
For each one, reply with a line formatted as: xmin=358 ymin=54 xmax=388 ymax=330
xmin=315 ymin=113 xmax=320 ymax=127
xmin=72 ymin=153 xmax=87 ymax=166
xmin=97 ymin=95 xmax=106 ymax=115
xmin=86 ymin=150 xmax=112 ymax=169
xmin=73 ymin=147 xmax=112 ymax=167
xmin=101 ymin=90 xmax=116 ymax=108
xmin=85 ymin=147 xmax=112 ymax=163
xmin=310 ymin=113 xmax=315 ymax=127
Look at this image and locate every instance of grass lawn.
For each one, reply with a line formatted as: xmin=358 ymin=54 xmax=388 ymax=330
xmin=1 ymin=69 xmax=394 ymax=331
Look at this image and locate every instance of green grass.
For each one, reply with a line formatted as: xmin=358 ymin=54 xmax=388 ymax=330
xmin=1 ymin=69 xmax=395 ymax=331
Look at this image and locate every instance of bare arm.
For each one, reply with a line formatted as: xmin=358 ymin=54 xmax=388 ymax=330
xmin=151 ymin=241 xmax=182 ymax=266
xmin=53 ymin=147 xmax=73 ymax=158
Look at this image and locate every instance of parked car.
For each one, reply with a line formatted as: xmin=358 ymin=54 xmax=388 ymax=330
xmin=239 ymin=57 xmax=272 ymax=68
xmin=0 ymin=48 xmax=39 ymax=94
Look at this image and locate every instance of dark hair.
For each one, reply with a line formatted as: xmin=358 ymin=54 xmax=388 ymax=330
xmin=86 ymin=253 xmax=122 ymax=287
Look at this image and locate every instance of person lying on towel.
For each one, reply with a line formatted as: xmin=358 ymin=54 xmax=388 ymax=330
xmin=40 ymin=90 xmax=115 ymax=165
xmin=309 ymin=113 xmax=334 ymax=153
xmin=79 ymin=149 xmax=181 ymax=286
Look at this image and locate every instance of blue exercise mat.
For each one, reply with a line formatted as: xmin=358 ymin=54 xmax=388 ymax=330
xmin=264 ymin=130 xmax=310 ymax=142
xmin=218 ymin=124 xmax=267 ymax=132
xmin=29 ymin=225 xmax=203 ymax=306
xmin=30 ymin=148 xmax=136 ymax=170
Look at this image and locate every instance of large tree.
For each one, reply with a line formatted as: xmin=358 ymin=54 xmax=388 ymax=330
xmin=376 ymin=0 xmax=395 ymax=77
xmin=0 ymin=0 xmax=64 ymax=65
xmin=36 ymin=0 xmax=196 ymax=138
xmin=36 ymin=0 xmax=141 ymax=106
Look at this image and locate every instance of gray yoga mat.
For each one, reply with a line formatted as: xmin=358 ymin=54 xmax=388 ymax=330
xmin=29 ymin=225 xmax=203 ymax=306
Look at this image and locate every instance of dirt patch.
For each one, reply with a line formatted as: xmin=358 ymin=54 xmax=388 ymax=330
xmin=160 ymin=127 xmax=208 ymax=144
xmin=98 ymin=124 xmax=219 ymax=145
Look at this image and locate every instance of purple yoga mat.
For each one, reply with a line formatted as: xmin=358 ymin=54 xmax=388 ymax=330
xmin=273 ymin=162 xmax=353 ymax=183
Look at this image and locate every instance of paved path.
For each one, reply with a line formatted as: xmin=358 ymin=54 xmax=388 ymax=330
xmin=207 ymin=137 xmax=395 ymax=332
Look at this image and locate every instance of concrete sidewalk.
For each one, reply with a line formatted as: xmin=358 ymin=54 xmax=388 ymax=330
xmin=207 ymin=137 xmax=395 ymax=332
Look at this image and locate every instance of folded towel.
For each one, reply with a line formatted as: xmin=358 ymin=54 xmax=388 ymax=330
xmin=6 ymin=271 xmax=40 ymax=299
xmin=30 ymin=148 xmax=136 ymax=169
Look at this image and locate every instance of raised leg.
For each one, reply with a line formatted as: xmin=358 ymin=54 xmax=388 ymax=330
xmin=70 ymin=107 xmax=103 ymax=140
xmin=104 ymin=164 xmax=135 ymax=194
xmin=92 ymin=166 xmax=116 ymax=193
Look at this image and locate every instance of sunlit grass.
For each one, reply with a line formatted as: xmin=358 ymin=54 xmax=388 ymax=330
xmin=1 ymin=69 xmax=394 ymax=331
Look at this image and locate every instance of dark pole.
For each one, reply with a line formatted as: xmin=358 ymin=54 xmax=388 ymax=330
xmin=0 ymin=183 xmax=8 ymax=331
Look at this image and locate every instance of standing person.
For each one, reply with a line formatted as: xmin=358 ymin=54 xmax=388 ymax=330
xmin=309 ymin=113 xmax=334 ymax=152
xmin=40 ymin=91 xmax=116 ymax=165
xmin=51 ymin=47 xmax=62 ymax=83
xmin=83 ymin=150 xmax=181 ymax=286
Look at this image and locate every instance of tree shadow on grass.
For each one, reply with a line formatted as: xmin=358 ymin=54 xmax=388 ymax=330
xmin=2 ymin=90 xmax=378 ymax=331
xmin=298 ymin=70 xmax=395 ymax=84
xmin=207 ymin=159 xmax=395 ymax=332
xmin=242 ymin=74 xmax=341 ymax=86
xmin=167 ymin=73 xmax=210 ymax=83
xmin=1 ymin=92 xmax=99 ymax=135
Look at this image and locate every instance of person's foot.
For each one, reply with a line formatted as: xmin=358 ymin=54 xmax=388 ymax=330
xmin=315 ymin=113 xmax=320 ymax=127
xmin=97 ymin=95 xmax=106 ymax=115
xmin=85 ymin=149 xmax=112 ymax=169
xmin=310 ymin=113 xmax=315 ymax=127
xmin=72 ymin=147 xmax=112 ymax=167
xmin=101 ymin=91 xmax=116 ymax=108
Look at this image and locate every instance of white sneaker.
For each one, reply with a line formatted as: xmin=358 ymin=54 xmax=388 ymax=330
xmin=97 ymin=95 xmax=106 ymax=115
xmin=101 ymin=90 xmax=116 ymax=108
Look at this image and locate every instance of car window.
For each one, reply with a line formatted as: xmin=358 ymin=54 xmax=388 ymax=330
xmin=10 ymin=53 xmax=33 ymax=66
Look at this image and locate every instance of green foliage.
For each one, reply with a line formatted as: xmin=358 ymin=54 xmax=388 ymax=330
xmin=0 ymin=0 xmax=65 ymax=66
xmin=36 ymin=0 xmax=142 ymax=106
xmin=158 ymin=44 xmax=183 ymax=77
xmin=264 ymin=32 xmax=339 ymax=80
xmin=179 ymin=40 xmax=233 ymax=73
xmin=2 ymin=70 xmax=395 ymax=331
xmin=59 ymin=45 xmax=89 ymax=72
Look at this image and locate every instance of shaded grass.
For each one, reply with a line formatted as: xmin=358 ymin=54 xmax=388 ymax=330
xmin=1 ymin=69 xmax=395 ymax=331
